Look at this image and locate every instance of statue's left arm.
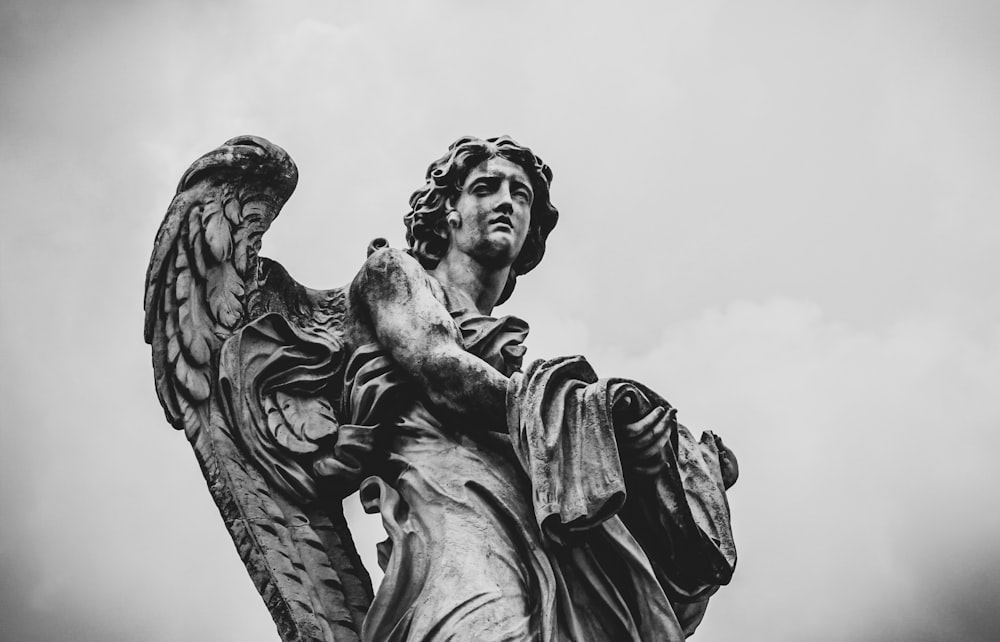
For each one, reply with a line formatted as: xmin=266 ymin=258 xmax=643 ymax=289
xmin=508 ymin=359 xmax=739 ymax=636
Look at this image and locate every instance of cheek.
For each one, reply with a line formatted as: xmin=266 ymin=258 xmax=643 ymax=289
xmin=516 ymin=214 xmax=532 ymax=244
xmin=475 ymin=205 xmax=494 ymax=226
xmin=516 ymin=204 xmax=532 ymax=227
xmin=458 ymin=205 xmax=482 ymax=226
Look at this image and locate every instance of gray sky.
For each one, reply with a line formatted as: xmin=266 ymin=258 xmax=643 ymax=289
xmin=2 ymin=1 xmax=999 ymax=640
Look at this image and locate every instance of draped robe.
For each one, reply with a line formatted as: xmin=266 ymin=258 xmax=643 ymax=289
xmin=352 ymin=287 xmax=737 ymax=641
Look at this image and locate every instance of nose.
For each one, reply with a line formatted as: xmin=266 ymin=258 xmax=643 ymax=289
xmin=494 ymin=182 xmax=513 ymax=214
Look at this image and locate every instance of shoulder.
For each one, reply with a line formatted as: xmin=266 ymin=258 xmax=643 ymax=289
xmin=358 ymin=247 xmax=423 ymax=281
xmin=351 ymin=247 xmax=444 ymax=304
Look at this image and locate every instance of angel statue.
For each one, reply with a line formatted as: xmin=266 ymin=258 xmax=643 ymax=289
xmin=144 ymin=135 xmax=739 ymax=641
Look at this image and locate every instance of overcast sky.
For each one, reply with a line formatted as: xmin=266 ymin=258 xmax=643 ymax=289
xmin=2 ymin=1 xmax=999 ymax=640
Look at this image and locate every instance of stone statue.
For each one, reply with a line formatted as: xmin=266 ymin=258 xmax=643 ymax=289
xmin=144 ymin=135 xmax=738 ymax=641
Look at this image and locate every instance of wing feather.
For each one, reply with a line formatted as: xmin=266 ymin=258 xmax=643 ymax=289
xmin=203 ymin=195 xmax=234 ymax=262
xmin=177 ymin=279 xmax=213 ymax=367
xmin=206 ymin=261 xmax=244 ymax=330
xmin=233 ymin=220 xmax=253 ymax=277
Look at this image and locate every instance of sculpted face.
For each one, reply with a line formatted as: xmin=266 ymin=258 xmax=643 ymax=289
xmin=447 ymin=157 xmax=534 ymax=269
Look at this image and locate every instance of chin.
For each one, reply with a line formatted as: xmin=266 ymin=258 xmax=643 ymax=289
xmin=471 ymin=239 xmax=520 ymax=269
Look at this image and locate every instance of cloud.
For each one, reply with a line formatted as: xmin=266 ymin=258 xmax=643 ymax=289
xmin=545 ymin=297 xmax=1000 ymax=641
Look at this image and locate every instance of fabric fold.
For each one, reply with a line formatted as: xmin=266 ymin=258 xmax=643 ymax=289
xmin=507 ymin=356 xmax=627 ymax=544
xmin=507 ymin=356 xmax=737 ymax=603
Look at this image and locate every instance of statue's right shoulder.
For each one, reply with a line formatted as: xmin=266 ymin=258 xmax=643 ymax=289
xmin=351 ymin=246 xmax=445 ymax=309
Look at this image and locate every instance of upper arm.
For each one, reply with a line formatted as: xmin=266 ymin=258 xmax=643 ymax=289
xmin=352 ymin=248 xmax=461 ymax=373
xmin=351 ymin=249 xmax=507 ymax=426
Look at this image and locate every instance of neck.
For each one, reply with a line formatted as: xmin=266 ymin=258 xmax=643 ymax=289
xmin=430 ymin=251 xmax=510 ymax=315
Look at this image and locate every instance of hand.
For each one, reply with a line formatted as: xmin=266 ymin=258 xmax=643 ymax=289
xmin=616 ymin=402 xmax=675 ymax=477
xmin=712 ymin=433 xmax=739 ymax=489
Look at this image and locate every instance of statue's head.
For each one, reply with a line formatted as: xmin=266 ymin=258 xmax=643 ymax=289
xmin=405 ymin=135 xmax=559 ymax=304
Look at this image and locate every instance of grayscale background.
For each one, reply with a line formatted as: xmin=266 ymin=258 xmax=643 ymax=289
xmin=2 ymin=1 xmax=998 ymax=640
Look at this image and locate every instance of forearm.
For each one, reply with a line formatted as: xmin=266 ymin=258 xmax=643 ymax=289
xmin=416 ymin=346 xmax=509 ymax=431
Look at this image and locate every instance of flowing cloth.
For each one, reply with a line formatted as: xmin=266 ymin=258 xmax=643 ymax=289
xmin=357 ymin=304 xmax=736 ymax=641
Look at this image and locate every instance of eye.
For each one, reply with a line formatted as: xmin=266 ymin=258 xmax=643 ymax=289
xmin=469 ymin=179 xmax=496 ymax=196
xmin=513 ymin=188 xmax=533 ymax=204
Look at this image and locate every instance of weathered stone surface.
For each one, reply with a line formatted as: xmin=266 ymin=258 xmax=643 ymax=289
xmin=145 ymin=135 xmax=738 ymax=641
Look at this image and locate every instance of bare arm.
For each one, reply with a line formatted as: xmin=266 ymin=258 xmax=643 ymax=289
xmin=352 ymin=248 xmax=509 ymax=432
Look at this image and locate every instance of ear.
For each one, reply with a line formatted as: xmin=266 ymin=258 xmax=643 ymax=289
xmin=445 ymin=203 xmax=461 ymax=229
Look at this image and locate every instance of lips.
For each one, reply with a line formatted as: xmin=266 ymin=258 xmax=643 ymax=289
xmin=490 ymin=214 xmax=513 ymax=229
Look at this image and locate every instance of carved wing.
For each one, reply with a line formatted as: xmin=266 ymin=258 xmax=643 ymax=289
xmin=144 ymin=136 xmax=373 ymax=641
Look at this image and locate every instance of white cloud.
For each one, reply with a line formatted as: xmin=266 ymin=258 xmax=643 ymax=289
xmin=571 ymin=298 xmax=1000 ymax=641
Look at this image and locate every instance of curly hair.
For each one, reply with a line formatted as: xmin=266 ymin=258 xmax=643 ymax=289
xmin=404 ymin=135 xmax=559 ymax=305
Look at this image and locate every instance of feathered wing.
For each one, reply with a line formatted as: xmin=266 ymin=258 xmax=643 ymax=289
xmin=144 ymin=136 xmax=373 ymax=641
